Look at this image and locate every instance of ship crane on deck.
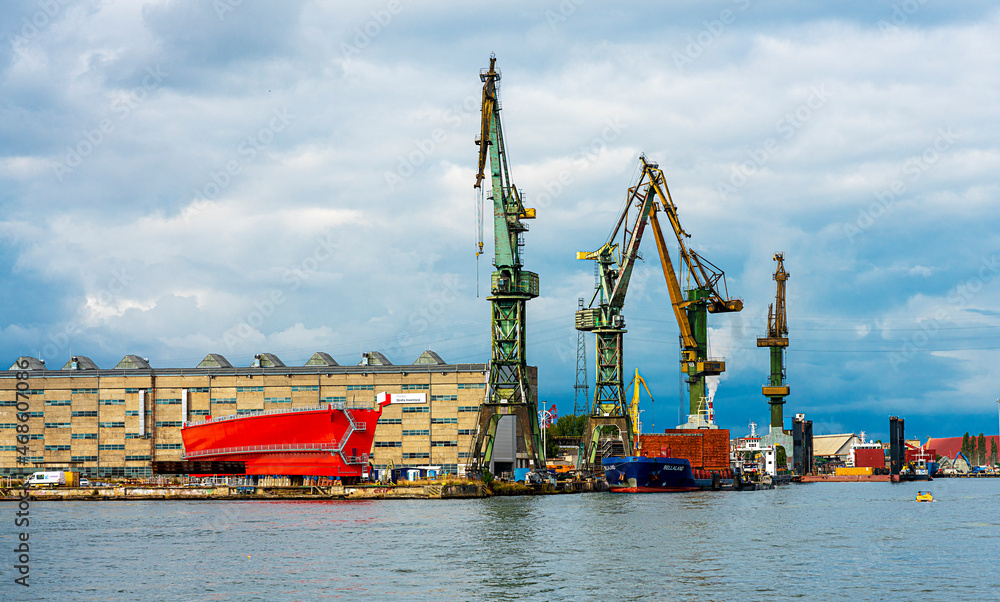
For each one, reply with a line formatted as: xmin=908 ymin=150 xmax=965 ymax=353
xmin=641 ymin=156 xmax=743 ymax=428
xmin=468 ymin=54 xmax=544 ymax=475
xmin=575 ymin=158 xmax=658 ymax=469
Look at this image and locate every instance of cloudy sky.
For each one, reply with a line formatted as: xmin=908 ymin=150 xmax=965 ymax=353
xmin=2 ymin=1 xmax=999 ymax=440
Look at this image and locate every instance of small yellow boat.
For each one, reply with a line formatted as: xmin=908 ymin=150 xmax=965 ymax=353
xmin=915 ymin=491 xmax=933 ymax=502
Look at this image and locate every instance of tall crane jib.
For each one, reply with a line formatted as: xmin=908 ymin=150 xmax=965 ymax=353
xmin=574 ymin=157 xmax=658 ymax=469
xmin=640 ymin=156 xmax=743 ymax=429
xmin=757 ymin=254 xmax=790 ymax=431
xmin=468 ymin=55 xmax=544 ymax=476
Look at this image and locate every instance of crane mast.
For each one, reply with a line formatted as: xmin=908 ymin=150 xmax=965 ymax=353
xmin=641 ymin=157 xmax=743 ymax=428
xmin=575 ymin=159 xmax=657 ymax=468
xmin=756 ymin=253 xmax=790 ymax=430
xmin=468 ymin=55 xmax=544 ymax=475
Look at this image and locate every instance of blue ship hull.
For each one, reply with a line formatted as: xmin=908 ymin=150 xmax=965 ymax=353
xmin=602 ymin=456 xmax=700 ymax=492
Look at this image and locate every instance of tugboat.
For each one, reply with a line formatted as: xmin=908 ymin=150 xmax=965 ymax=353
xmin=602 ymin=456 xmax=700 ymax=493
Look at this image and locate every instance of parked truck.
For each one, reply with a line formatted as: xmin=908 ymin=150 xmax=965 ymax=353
xmin=25 ymin=471 xmax=80 ymax=487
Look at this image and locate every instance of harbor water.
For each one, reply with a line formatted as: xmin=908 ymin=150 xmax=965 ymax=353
xmin=5 ymin=479 xmax=999 ymax=600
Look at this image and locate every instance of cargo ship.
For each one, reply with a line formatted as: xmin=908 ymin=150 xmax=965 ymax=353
xmin=181 ymin=399 xmax=385 ymax=480
xmin=602 ymin=456 xmax=700 ymax=492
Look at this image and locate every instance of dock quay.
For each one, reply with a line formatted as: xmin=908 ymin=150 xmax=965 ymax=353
xmin=0 ymin=479 xmax=611 ymax=501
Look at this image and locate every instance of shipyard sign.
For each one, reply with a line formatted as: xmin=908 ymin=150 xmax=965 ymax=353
xmin=377 ymin=392 xmax=427 ymax=405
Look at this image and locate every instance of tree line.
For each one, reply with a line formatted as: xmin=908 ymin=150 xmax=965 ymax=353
xmin=961 ymin=432 xmax=998 ymax=466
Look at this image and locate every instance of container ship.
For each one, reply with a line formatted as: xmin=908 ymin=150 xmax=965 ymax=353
xmin=181 ymin=399 xmax=385 ymax=480
xmin=602 ymin=456 xmax=701 ymax=492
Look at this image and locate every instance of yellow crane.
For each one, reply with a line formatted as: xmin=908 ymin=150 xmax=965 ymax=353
xmin=627 ymin=368 xmax=654 ymax=439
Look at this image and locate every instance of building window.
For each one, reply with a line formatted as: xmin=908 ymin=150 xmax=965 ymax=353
xmin=71 ymin=388 xmax=98 ymax=395
xmin=190 ymin=410 xmax=210 ymax=416
xmin=71 ymin=433 xmax=97 ymax=440
xmin=401 ymin=384 xmax=427 ymax=390
xmin=458 ymin=429 xmax=476 ymax=436
xmin=100 ymin=399 xmax=125 ymax=405
xmin=264 ymin=397 xmax=292 ymax=403
xmin=378 ymin=418 xmax=402 ymax=425
xmin=374 ymin=442 xmax=402 ymax=448
xmin=28 ymin=412 xmax=44 ymax=418
xmin=155 ymin=421 xmax=183 ymax=428
xmin=155 ymin=443 xmax=183 ymax=450
xmin=45 ymin=422 xmax=72 ymax=429
xmin=320 ymin=396 xmax=347 ymax=403
xmin=155 ymin=399 xmax=181 ymax=405
xmin=45 ymin=400 xmax=72 ymax=406
xmin=23 ymin=389 xmax=44 ymax=395
xmin=211 ymin=398 xmax=236 ymax=404
xmin=431 ymin=441 xmax=458 ymax=447
xmin=458 ymin=406 xmax=479 ymax=412
xmin=125 ymin=433 xmax=146 ymax=439
xmin=402 ymin=430 xmax=430 ymax=436
xmin=188 ymin=387 xmax=210 ymax=393
xmin=98 ymin=422 xmax=125 ymax=428
xmin=346 ymin=385 xmax=373 ymax=391
xmin=125 ymin=388 xmax=147 ymax=394
xmin=45 ymin=445 xmax=71 ymax=451
xmin=126 ymin=455 xmax=152 ymax=461
xmin=292 ymin=386 xmax=319 ymax=392
xmin=71 ymin=411 xmax=98 ymax=417
xmin=125 ymin=410 xmax=139 ymax=416
xmin=457 ymin=383 xmax=486 ymax=389
xmin=431 ymin=418 xmax=457 ymax=424
xmin=236 ymin=386 xmax=264 ymax=393
xmin=71 ymin=455 xmax=98 ymax=462
xmin=402 ymin=452 xmax=430 ymax=459
xmin=402 ymin=407 xmax=429 ymax=413
xmin=431 ymin=395 xmax=458 ymax=401
xmin=98 ymin=444 xmax=126 ymax=451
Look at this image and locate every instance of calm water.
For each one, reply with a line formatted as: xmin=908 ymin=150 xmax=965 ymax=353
xmin=3 ymin=479 xmax=999 ymax=600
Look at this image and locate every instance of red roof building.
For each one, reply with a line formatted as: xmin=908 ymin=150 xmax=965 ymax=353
xmin=925 ymin=435 xmax=999 ymax=460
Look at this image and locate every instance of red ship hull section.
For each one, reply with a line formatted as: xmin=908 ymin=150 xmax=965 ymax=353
xmin=181 ymin=405 xmax=382 ymax=477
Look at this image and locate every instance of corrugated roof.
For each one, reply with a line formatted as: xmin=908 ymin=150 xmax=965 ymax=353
xmin=359 ymin=351 xmax=392 ymax=366
xmin=115 ymin=355 xmax=150 ymax=369
xmin=813 ymin=433 xmax=858 ymax=457
xmin=413 ymin=350 xmax=446 ymax=365
xmin=61 ymin=356 xmax=99 ymax=370
xmin=251 ymin=353 xmax=285 ymax=368
xmin=10 ymin=357 xmax=47 ymax=370
xmin=926 ymin=436 xmax=999 ymax=460
xmin=197 ymin=353 xmax=233 ymax=368
xmin=305 ymin=352 xmax=338 ymax=366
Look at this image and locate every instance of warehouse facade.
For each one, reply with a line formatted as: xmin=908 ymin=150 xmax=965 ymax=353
xmin=0 ymin=350 xmax=533 ymax=478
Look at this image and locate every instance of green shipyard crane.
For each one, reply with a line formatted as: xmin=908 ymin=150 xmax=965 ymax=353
xmin=575 ymin=159 xmax=658 ymax=469
xmin=468 ymin=55 xmax=544 ymax=474
xmin=756 ymin=253 xmax=790 ymax=429
xmin=642 ymin=157 xmax=743 ymax=428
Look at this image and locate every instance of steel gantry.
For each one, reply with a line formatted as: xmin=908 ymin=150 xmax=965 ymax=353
xmin=575 ymin=158 xmax=658 ymax=468
xmin=641 ymin=157 xmax=743 ymax=428
xmin=468 ymin=55 xmax=544 ymax=475
xmin=756 ymin=253 xmax=790 ymax=429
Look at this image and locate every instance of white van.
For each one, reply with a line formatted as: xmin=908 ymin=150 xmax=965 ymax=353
xmin=25 ymin=471 xmax=69 ymax=487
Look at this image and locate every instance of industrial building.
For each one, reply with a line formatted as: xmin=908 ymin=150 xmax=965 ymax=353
xmin=0 ymin=351 xmax=528 ymax=478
